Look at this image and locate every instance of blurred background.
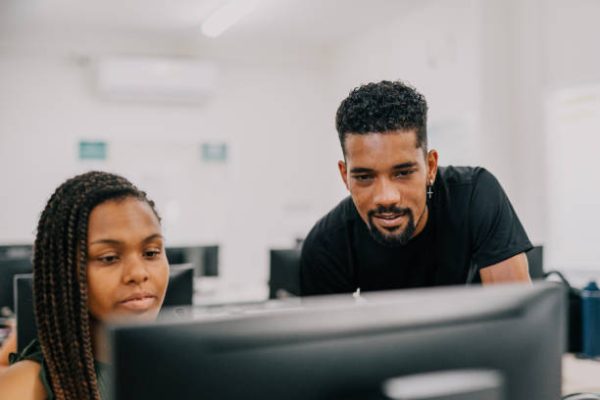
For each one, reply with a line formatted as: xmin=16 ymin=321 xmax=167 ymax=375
xmin=1 ymin=0 xmax=599 ymax=302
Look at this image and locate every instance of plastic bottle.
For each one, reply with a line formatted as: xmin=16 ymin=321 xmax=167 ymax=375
xmin=581 ymin=280 xmax=600 ymax=358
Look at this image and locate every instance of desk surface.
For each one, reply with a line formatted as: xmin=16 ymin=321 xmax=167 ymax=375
xmin=563 ymin=353 xmax=600 ymax=395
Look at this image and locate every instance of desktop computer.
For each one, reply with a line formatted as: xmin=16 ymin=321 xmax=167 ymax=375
xmin=109 ymin=282 xmax=565 ymax=400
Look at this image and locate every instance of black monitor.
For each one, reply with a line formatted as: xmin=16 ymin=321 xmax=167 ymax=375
xmin=109 ymin=282 xmax=565 ymax=400
xmin=526 ymin=245 xmax=544 ymax=280
xmin=0 ymin=257 xmax=33 ymax=315
xmin=0 ymin=244 xmax=33 ymax=262
xmin=269 ymin=248 xmax=301 ymax=299
xmin=162 ymin=264 xmax=194 ymax=308
xmin=14 ymin=273 xmax=35 ymax=352
xmin=13 ymin=266 xmax=195 ymax=352
xmin=165 ymin=245 xmax=219 ymax=277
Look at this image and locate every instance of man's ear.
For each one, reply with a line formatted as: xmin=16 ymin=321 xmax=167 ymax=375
xmin=338 ymin=160 xmax=350 ymax=191
xmin=426 ymin=150 xmax=439 ymax=184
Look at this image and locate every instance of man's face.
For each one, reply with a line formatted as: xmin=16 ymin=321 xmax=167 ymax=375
xmin=339 ymin=130 xmax=438 ymax=246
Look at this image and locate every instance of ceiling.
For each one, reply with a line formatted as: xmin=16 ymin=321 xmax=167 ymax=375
xmin=0 ymin=0 xmax=421 ymax=49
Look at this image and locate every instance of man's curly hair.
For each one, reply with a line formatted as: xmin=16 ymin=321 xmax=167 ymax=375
xmin=335 ymin=80 xmax=428 ymax=155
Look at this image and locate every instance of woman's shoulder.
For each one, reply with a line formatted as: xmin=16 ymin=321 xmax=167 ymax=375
xmin=0 ymin=359 xmax=46 ymax=399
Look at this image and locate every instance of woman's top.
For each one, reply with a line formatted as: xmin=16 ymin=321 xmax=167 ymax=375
xmin=9 ymin=339 xmax=110 ymax=399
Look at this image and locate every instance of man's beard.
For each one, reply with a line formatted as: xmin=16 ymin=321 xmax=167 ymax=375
xmin=367 ymin=205 xmax=416 ymax=247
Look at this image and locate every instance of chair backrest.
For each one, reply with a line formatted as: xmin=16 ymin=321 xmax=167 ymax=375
xmin=14 ymin=266 xmax=195 ymax=352
xmin=268 ymin=248 xmax=301 ymax=299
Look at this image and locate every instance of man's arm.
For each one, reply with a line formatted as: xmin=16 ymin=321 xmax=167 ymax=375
xmin=467 ymin=168 xmax=533 ymax=284
xmin=479 ymin=253 xmax=531 ymax=284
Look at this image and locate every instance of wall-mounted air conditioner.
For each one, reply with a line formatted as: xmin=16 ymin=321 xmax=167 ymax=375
xmin=95 ymin=56 xmax=219 ymax=104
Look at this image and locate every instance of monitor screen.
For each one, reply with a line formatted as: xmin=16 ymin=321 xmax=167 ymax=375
xmin=13 ymin=266 xmax=195 ymax=352
xmin=109 ymin=282 xmax=565 ymax=400
xmin=269 ymin=248 xmax=301 ymax=299
xmin=0 ymin=257 xmax=33 ymax=314
xmin=14 ymin=273 xmax=35 ymax=352
xmin=0 ymin=244 xmax=33 ymax=262
xmin=162 ymin=264 xmax=194 ymax=308
xmin=526 ymin=246 xmax=544 ymax=280
xmin=165 ymin=245 xmax=219 ymax=277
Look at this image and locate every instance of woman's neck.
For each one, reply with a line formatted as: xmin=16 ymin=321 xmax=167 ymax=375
xmin=90 ymin=317 xmax=109 ymax=364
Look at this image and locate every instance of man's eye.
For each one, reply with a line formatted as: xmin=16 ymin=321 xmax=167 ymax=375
xmin=353 ymin=175 xmax=373 ymax=182
xmin=394 ymin=170 xmax=415 ymax=178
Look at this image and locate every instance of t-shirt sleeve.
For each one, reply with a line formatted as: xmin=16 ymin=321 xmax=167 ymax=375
xmin=469 ymin=168 xmax=533 ymax=268
xmin=300 ymin=228 xmax=354 ymax=296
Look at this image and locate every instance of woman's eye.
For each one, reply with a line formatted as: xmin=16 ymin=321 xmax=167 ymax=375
xmin=98 ymin=255 xmax=119 ymax=265
xmin=144 ymin=249 xmax=161 ymax=259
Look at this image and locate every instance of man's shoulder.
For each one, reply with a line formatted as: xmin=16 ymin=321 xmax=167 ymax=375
xmin=304 ymin=197 xmax=354 ymax=246
xmin=439 ymin=166 xmax=494 ymax=187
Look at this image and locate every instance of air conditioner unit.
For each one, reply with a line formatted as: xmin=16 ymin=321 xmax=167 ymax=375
xmin=95 ymin=56 xmax=219 ymax=104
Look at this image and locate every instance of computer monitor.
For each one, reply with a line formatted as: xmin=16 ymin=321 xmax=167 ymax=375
xmin=109 ymin=282 xmax=565 ymax=400
xmin=14 ymin=273 xmax=35 ymax=352
xmin=13 ymin=266 xmax=195 ymax=352
xmin=0 ymin=244 xmax=33 ymax=262
xmin=269 ymin=248 xmax=301 ymax=299
xmin=526 ymin=246 xmax=544 ymax=280
xmin=165 ymin=245 xmax=219 ymax=277
xmin=0 ymin=257 xmax=33 ymax=314
xmin=162 ymin=264 xmax=194 ymax=308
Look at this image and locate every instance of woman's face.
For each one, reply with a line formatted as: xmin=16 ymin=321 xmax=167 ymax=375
xmin=86 ymin=197 xmax=169 ymax=323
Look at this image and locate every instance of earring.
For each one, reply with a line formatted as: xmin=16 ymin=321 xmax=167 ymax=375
xmin=427 ymin=181 xmax=434 ymax=200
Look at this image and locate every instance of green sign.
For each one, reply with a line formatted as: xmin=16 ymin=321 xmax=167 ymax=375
xmin=201 ymin=142 xmax=227 ymax=162
xmin=79 ymin=141 xmax=107 ymax=160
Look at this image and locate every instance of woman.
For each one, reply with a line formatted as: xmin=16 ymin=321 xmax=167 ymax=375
xmin=0 ymin=171 xmax=170 ymax=399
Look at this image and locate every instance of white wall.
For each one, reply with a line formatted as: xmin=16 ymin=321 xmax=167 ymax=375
xmin=325 ymin=0 xmax=600 ymax=275
xmin=0 ymin=34 xmax=335 ymax=299
xmin=3 ymin=0 xmax=600 ymax=297
xmin=542 ymin=0 xmax=600 ymax=273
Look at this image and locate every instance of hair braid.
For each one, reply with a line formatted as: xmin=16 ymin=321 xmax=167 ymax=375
xmin=32 ymin=171 xmax=160 ymax=400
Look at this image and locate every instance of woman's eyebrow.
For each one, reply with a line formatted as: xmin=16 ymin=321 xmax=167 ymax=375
xmin=89 ymin=233 xmax=163 ymax=246
xmin=142 ymin=233 xmax=163 ymax=243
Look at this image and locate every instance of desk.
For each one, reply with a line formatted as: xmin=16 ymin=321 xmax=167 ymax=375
xmin=563 ymin=353 xmax=600 ymax=395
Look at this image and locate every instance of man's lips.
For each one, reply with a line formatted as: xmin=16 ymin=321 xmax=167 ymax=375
xmin=372 ymin=213 xmax=406 ymax=228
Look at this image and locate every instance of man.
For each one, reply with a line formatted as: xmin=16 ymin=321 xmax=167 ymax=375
xmin=300 ymin=80 xmax=532 ymax=296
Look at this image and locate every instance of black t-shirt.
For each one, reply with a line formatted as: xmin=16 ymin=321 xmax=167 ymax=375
xmin=300 ymin=166 xmax=532 ymax=296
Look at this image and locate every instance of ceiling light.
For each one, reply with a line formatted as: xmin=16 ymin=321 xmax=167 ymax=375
xmin=201 ymin=0 xmax=258 ymax=38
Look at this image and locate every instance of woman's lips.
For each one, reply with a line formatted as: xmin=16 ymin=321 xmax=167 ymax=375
xmin=118 ymin=294 xmax=157 ymax=312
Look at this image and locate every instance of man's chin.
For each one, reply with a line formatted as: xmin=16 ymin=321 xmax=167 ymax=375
xmin=369 ymin=225 xmax=411 ymax=247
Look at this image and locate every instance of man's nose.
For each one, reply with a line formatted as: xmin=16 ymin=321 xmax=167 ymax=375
xmin=373 ymin=178 xmax=401 ymax=207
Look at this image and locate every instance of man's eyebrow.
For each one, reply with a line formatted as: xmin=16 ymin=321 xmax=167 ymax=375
xmin=391 ymin=162 xmax=418 ymax=169
xmin=349 ymin=167 xmax=374 ymax=174
xmin=89 ymin=233 xmax=163 ymax=246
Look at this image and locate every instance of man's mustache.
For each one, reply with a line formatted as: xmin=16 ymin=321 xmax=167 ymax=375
xmin=368 ymin=205 xmax=411 ymax=217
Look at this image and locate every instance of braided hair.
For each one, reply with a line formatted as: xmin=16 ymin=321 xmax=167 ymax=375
xmin=33 ymin=171 xmax=160 ymax=400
